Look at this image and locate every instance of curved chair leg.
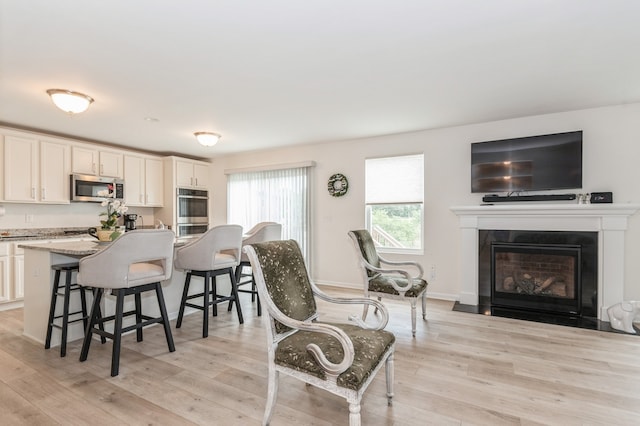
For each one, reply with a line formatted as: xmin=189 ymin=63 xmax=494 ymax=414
xmin=410 ymin=299 xmax=417 ymax=337
xmin=264 ymin=365 xmax=279 ymax=425
xmin=421 ymin=292 xmax=427 ymax=320
xmin=347 ymin=399 xmax=362 ymax=426
xmin=385 ymin=352 xmax=394 ymax=405
xmin=361 ymin=303 xmax=369 ymax=322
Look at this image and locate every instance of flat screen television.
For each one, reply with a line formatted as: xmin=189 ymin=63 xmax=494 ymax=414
xmin=471 ymin=131 xmax=582 ymax=193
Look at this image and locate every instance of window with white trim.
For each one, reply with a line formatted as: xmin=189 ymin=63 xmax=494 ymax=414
xmin=365 ymin=154 xmax=424 ymax=253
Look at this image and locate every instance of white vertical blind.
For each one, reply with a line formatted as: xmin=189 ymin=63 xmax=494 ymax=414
xmin=227 ymin=167 xmax=310 ymax=262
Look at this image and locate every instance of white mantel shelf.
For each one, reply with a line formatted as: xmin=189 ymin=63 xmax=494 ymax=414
xmin=450 ymin=203 xmax=640 ymax=321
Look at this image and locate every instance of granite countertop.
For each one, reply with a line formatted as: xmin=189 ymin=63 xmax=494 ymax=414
xmin=19 ymin=237 xmax=188 ymax=257
xmin=0 ymin=227 xmax=91 ymax=241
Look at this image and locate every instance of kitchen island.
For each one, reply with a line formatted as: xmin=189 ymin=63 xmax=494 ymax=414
xmin=19 ymin=238 xmax=214 ymax=347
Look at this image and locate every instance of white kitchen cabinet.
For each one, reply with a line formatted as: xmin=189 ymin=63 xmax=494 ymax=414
xmin=3 ymin=135 xmax=70 ymax=203
xmin=124 ymin=155 xmax=164 ymax=207
xmin=72 ymin=146 xmax=123 ymax=178
xmin=0 ymin=243 xmax=10 ymax=304
xmin=13 ymin=253 xmax=24 ymax=300
xmin=175 ymin=158 xmax=209 ymax=189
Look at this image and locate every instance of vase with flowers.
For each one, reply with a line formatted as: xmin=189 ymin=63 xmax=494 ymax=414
xmin=96 ymin=186 xmax=128 ymax=242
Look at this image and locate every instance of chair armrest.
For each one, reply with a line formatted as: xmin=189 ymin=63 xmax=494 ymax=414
xmin=377 ymin=255 xmax=424 ymax=278
xmin=274 ymin=313 xmax=356 ymax=379
xmin=311 ymin=282 xmax=389 ymax=330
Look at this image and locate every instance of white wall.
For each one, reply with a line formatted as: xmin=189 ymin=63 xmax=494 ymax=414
xmin=210 ymin=102 xmax=640 ymax=301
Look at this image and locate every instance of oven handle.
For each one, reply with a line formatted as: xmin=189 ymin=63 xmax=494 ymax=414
xmin=177 ymin=195 xmax=209 ymax=200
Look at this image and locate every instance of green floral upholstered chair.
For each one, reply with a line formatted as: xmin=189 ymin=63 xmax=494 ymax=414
xmin=244 ymin=239 xmax=395 ymax=426
xmin=348 ymin=229 xmax=428 ymax=337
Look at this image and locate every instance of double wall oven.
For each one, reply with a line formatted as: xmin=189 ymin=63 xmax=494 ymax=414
xmin=176 ymin=188 xmax=209 ymax=238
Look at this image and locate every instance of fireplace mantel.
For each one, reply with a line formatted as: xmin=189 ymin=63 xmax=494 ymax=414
xmin=450 ymin=203 xmax=640 ymax=320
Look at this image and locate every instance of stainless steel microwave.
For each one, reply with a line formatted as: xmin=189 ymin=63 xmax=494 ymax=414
xmin=70 ymin=174 xmax=125 ymax=202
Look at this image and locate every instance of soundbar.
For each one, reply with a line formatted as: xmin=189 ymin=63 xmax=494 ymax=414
xmin=482 ymin=193 xmax=577 ymax=203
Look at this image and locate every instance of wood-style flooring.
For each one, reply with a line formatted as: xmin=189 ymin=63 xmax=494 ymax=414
xmin=1 ymin=288 xmax=640 ymax=425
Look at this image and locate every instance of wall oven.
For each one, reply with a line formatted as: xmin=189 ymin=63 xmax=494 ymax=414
xmin=176 ymin=188 xmax=209 ymax=238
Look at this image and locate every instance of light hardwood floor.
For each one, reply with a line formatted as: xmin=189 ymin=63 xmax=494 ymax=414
xmin=1 ymin=288 xmax=640 ymax=425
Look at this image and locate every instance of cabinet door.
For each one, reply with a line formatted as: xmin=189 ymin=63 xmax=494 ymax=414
xmin=40 ymin=140 xmax=70 ymax=203
xmin=124 ymin=155 xmax=145 ymax=206
xmin=176 ymin=160 xmax=194 ymax=187
xmin=145 ymin=158 xmax=164 ymax=206
xmin=72 ymin=146 xmax=98 ymax=175
xmin=99 ymin=151 xmax=123 ymax=178
xmin=0 ymin=256 xmax=9 ymax=303
xmin=13 ymin=255 xmax=24 ymax=300
xmin=4 ymin=136 xmax=37 ymax=201
xmin=193 ymin=163 xmax=209 ymax=189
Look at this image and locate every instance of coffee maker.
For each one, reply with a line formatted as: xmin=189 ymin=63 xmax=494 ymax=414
xmin=124 ymin=214 xmax=138 ymax=231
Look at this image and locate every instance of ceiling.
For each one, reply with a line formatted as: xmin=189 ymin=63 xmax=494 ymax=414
xmin=1 ymin=1 xmax=639 ymax=160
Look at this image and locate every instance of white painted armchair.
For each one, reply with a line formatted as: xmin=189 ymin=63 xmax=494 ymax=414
xmin=348 ymin=229 xmax=428 ymax=337
xmin=245 ymin=239 xmax=395 ymax=426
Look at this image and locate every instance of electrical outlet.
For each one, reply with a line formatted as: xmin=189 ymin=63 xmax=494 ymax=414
xmin=429 ymin=265 xmax=436 ymax=281
xmin=25 ymin=214 xmax=34 ymax=223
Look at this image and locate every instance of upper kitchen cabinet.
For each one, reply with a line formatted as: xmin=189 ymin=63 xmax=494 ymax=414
xmin=72 ymin=146 xmax=123 ymax=178
xmin=174 ymin=158 xmax=210 ymax=189
xmin=2 ymin=135 xmax=70 ymax=203
xmin=124 ymin=154 xmax=164 ymax=207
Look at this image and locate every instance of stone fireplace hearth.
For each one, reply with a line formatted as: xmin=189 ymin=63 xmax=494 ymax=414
xmin=451 ymin=204 xmax=640 ymax=322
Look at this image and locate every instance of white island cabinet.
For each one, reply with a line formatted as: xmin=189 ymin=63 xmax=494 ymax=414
xmin=19 ymin=239 xmax=228 ymax=347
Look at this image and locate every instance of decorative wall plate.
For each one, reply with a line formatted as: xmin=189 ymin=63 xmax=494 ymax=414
xmin=328 ymin=173 xmax=349 ymax=197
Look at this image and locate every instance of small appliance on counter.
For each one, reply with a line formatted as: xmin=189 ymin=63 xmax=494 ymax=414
xmin=124 ymin=214 xmax=138 ymax=231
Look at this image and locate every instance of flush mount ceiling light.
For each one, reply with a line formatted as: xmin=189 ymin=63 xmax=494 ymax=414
xmin=46 ymin=89 xmax=94 ymax=114
xmin=194 ymin=132 xmax=221 ymax=147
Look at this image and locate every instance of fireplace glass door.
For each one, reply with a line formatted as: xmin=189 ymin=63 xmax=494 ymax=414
xmin=491 ymin=242 xmax=581 ymax=315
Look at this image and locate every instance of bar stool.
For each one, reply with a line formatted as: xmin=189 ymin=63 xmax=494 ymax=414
xmin=78 ymin=229 xmax=176 ymax=377
xmin=175 ymin=225 xmax=244 ymax=338
xmin=44 ymin=262 xmax=86 ymax=357
xmin=233 ymin=222 xmax=282 ymax=316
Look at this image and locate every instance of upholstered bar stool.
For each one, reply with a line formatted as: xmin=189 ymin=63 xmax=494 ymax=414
xmin=175 ymin=224 xmax=243 ymax=338
xmin=233 ymin=222 xmax=282 ymax=316
xmin=44 ymin=262 xmax=86 ymax=357
xmin=78 ymin=229 xmax=176 ymax=377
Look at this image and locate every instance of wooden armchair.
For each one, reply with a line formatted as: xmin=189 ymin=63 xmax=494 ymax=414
xmin=348 ymin=229 xmax=428 ymax=337
xmin=244 ymin=239 xmax=395 ymax=426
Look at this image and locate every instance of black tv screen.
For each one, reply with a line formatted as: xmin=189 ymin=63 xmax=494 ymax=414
xmin=471 ymin=131 xmax=582 ymax=193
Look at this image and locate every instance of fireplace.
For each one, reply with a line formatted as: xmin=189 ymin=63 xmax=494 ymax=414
xmin=479 ymin=230 xmax=598 ymax=320
xmin=451 ymin=204 xmax=640 ymax=323
xmin=491 ymin=242 xmax=580 ymax=314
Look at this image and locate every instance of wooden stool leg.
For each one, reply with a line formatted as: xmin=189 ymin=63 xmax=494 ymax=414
xmin=111 ymin=289 xmax=125 ymax=377
xmin=155 ymin=283 xmax=175 ymax=352
xmin=230 ymin=269 xmax=244 ymax=324
xmin=45 ymin=269 xmax=62 ymax=350
xmin=176 ymin=272 xmax=191 ymax=329
xmin=202 ymin=272 xmax=210 ymax=338
xmin=135 ymin=292 xmax=143 ymax=342
xmin=59 ymin=269 xmax=73 ymax=357
xmin=80 ymin=288 xmax=103 ymax=362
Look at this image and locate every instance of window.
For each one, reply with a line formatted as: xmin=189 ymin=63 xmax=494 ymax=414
xmin=365 ymin=154 xmax=424 ymax=253
xmin=227 ymin=165 xmax=311 ymax=262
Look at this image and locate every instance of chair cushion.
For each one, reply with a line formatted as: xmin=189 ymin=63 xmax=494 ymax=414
xmin=213 ymin=252 xmax=238 ymax=269
xmin=369 ymin=275 xmax=427 ymax=298
xmin=275 ymin=322 xmax=395 ymax=391
xmin=127 ymin=262 xmax=166 ymax=287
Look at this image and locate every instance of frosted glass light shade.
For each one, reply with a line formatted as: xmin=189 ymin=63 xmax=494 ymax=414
xmin=46 ymin=89 xmax=94 ymax=114
xmin=194 ymin=132 xmax=221 ymax=146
